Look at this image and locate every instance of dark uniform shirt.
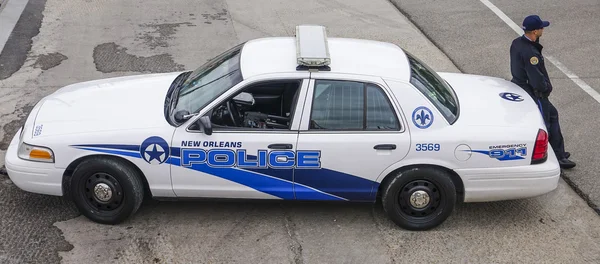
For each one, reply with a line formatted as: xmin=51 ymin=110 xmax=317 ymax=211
xmin=509 ymin=35 xmax=553 ymax=98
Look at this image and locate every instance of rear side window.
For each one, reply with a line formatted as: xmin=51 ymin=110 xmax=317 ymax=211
xmin=366 ymin=85 xmax=399 ymax=129
xmin=309 ymin=80 xmax=400 ymax=130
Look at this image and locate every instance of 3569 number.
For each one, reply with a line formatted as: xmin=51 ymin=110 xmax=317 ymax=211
xmin=416 ymin=143 xmax=440 ymax=151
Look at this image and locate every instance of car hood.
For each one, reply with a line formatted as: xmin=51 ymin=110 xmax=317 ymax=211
xmin=31 ymin=72 xmax=182 ymax=137
xmin=437 ymin=72 xmax=545 ymax=128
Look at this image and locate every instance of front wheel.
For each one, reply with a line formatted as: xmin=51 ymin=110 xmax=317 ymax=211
xmin=381 ymin=167 xmax=456 ymax=231
xmin=70 ymin=157 xmax=144 ymax=224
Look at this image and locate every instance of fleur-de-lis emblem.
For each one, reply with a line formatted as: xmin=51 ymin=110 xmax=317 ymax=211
xmin=412 ymin=106 xmax=434 ymax=129
xmin=415 ymin=110 xmax=430 ymax=126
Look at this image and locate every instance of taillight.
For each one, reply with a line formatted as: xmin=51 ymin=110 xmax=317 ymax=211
xmin=531 ymin=129 xmax=548 ymax=164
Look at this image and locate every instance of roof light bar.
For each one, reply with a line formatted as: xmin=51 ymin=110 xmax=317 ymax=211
xmin=295 ymin=25 xmax=331 ymax=71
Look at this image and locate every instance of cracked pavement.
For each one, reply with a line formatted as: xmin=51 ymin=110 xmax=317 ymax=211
xmin=1 ymin=0 xmax=600 ymax=263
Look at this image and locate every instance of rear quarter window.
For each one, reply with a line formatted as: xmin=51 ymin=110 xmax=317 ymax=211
xmin=405 ymin=51 xmax=459 ymax=124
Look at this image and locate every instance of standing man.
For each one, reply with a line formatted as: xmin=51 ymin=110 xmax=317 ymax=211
xmin=509 ymin=15 xmax=576 ymax=169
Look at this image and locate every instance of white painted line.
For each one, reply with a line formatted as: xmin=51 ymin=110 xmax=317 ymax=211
xmin=545 ymin=55 xmax=600 ymax=103
xmin=479 ymin=0 xmax=600 ymax=104
xmin=0 ymin=0 xmax=29 ymax=55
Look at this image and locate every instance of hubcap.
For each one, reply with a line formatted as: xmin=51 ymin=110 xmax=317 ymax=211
xmin=83 ymin=173 xmax=124 ymax=212
xmin=409 ymin=190 xmax=430 ymax=208
xmin=398 ymin=180 xmax=442 ymax=218
xmin=93 ymin=183 xmax=113 ymax=202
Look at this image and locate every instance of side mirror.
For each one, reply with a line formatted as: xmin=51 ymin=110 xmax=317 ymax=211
xmin=199 ymin=116 xmax=212 ymax=135
xmin=232 ymin=92 xmax=255 ymax=106
xmin=174 ymin=110 xmax=194 ymax=123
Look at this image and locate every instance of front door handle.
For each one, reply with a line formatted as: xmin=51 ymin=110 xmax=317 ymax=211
xmin=374 ymin=144 xmax=396 ymax=150
xmin=268 ymin=143 xmax=293 ymax=149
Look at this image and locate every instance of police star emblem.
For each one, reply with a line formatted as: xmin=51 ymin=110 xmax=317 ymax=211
xmin=530 ymin=56 xmax=539 ymax=65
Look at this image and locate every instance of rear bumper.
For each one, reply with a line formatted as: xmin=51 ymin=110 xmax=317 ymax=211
xmin=456 ymin=151 xmax=561 ymax=202
xmin=4 ymin=129 xmax=64 ymax=196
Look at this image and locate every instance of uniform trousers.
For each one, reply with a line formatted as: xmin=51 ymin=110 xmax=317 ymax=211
xmin=536 ymin=97 xmax=566 ymax=160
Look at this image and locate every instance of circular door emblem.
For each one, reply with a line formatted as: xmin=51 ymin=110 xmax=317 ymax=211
xmin=140 ymin=136 xmax=170 ymax=164
xmin=412 ymin=106 xmax=434 ymax=129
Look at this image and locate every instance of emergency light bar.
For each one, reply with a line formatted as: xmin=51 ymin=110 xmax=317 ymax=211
xmin=295 ymin=25 xmax=331 ymax=70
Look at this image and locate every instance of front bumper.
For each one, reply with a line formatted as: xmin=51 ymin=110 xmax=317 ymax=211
xmin=4 ymin=128 xmax=64 ymax=196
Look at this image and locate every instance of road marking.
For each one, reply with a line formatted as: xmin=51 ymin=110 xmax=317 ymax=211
xmin=0 ymin=0 xmax=29 ymax=55
xmin=479 ymin=0 xmax=600 ymax=104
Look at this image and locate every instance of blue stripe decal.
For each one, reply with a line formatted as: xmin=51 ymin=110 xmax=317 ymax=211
xmin=294 ymin=185 xmax=347 ymax=201
xmin=471 ymin=150 xmax=525 ymax=160
xmin=71 ymin=144 xmax=140 ymax=152
xmin=244 ymin=155 xmax=294 ymax=182
xmin=244 ymin=154 xmax=375 ymax=201
xmin=74 ymin=147 xmax=142 ymax=159
xmin=170 ymin=147 xmax=181 ymax=158
xmin=294 ymin=169 xmax=377 ymax=201
xmin=167 ymin=157 xmax=342 ymax=200
xmin=73 ymin=145 xmax=367 ymax=201
xmin=245 ymin=168 xmax=294 ymax=182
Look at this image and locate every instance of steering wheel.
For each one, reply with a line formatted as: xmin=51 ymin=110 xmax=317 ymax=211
xmin=226 ymin=100 xmax=243 ymax=127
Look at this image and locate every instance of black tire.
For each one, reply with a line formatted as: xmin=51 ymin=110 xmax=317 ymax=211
xmin=70 ymin=157 xmax=144 ymax=225
xmin=381 ymin=167 xmax=456 ymax=231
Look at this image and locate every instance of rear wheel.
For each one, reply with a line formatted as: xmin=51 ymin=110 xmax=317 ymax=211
xmin=381 ymin=167 xmax=456 ymax=230
xmin=71 ymin=157 xmax=144 ymax=224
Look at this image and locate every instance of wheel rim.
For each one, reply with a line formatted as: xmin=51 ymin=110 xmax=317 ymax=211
xmin=397 ymin=180 xmax=442 ymax=219
xmin=83 ymin=172 xmax=124 ymax=212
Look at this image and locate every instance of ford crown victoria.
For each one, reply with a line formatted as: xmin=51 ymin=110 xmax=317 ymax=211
xmin=4 ymin=25 xmax=560 ymax=230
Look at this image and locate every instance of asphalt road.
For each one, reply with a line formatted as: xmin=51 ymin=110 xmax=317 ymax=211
xmin=1 ymin=0 xmax=600 ymax=263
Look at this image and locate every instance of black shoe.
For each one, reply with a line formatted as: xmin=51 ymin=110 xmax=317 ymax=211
xmin=565 ymin=152 xmax=570 ymax=159
xmin=559 ymin=158 xmax=576 ymax=169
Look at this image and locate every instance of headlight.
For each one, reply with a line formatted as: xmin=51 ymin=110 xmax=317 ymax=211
xmin=18 ymin=142 xmax=55 ymax=163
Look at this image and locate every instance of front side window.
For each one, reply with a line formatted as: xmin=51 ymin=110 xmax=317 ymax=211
xmin=405 ymin=51 xmax=459 ymax=124
xmin=171 ymin=44 xmax=244 ymax=122
xmin=208 ymin=80 xmax=303 ymax=130
xmin=309 ymin=80 xmax=400 ymax=130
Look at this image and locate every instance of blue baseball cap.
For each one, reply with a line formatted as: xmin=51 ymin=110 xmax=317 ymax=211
xmin=522 ymin=15 xmax=550 ymax=31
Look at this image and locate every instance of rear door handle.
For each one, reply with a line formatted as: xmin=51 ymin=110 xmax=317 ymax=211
xmin=268 ymin=144 xmax=293 ymax=149
xmin=374 ymin=144 xmax=396 ymax=150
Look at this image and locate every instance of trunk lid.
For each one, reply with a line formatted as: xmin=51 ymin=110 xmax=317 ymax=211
xmin=438 ymin=72 xmax=546 ymax=128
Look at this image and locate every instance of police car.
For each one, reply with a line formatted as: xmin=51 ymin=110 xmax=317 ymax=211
xmin=4 ymin=25 xmax=560 ymax=230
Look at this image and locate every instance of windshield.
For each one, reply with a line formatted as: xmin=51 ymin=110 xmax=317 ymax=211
xmin=404 ymin=50 xmax=459 ymax=124
xmin=171 ymin=43 xmax=244 ymax=120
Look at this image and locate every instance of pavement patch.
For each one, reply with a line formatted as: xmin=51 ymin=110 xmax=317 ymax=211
xmin=0 ymin=0 xmax=47 ymax=80
xmin=0 ymin=174 xmax=79 ymax=263
xmin=138 ymin=22 xmax=195 ymax=49
xmin=201 ymin=8 xmax=228 ymax=24
xmin=32 ymin=52 xmax=67 ymax=70
xmin=92 ymin=42 xmax=185 ymax=73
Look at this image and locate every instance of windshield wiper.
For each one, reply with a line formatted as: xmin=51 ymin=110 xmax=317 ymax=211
xmin=179 ymin=69 xmax=238 ymax=97
xmin=166 ymin=71 xmax=191 ymax=120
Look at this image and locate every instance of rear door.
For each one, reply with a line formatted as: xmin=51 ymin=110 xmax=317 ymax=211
xmin=294 ymin=74 xmax=411 ymax=201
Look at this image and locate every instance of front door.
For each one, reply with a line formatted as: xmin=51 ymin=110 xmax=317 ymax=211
xmin=169 ymin=76 xmax=310 ymax=200
xmin=294 ymin=76 xmax=411 ymax=201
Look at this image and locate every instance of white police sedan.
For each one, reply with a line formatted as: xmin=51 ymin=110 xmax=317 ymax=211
xmin=4 ymin=25 xmax=560 ymax=230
